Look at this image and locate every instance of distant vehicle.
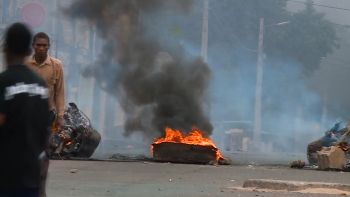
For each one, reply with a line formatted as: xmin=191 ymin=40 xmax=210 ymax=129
xmin=212 ymin=121 xmax=253 ymax=151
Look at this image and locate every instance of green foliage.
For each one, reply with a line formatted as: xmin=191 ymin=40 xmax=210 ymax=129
xmin=139 ymin=0 xmax=339 ymax=75
xmin=143 ymin=0 xmax=340 ymax=122
xmin=203 ymin=0 xmax=339 ymax=75
xmin=280 ymin=0 xmax=339 ymax=75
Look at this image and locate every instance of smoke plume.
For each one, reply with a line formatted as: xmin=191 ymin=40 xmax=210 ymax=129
xmin=63 ymin=0 xmax=213 ymax=138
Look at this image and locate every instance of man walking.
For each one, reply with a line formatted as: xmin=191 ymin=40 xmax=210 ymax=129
xmin=0 ymin=22 xmax=51 ymax=197
xmin=26 ymin=32 xmax=66 ymax=197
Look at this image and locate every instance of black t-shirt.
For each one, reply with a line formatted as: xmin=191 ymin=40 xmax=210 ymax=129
xmin=0 ymin=65 xmax=50 ymax=190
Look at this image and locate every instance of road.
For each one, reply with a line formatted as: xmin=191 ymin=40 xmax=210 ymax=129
xmin=92 ymin=144 xmax=308 ymax=165
xmin=47 ymin=159 xmax=350 ymax=197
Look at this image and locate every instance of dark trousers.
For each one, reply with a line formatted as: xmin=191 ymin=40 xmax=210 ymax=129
xmin=39 ymin=110 xmax=56 ymax=197
xmin=0 ymin=188 xmax=40 ymax=197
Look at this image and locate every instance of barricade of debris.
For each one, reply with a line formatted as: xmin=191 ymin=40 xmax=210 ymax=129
xmin=291 ymin=121 xmax=350 ymax=171
xmin=49 ymin=102 xmax=101 ymax=159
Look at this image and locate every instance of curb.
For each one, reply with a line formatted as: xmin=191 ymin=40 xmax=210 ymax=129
xmin=243 ymin=179 xmax=350 ymax=192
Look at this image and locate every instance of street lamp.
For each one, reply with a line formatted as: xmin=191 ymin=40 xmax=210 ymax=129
xmin=253 ymin=18 xmax=290 ymax=148
xmin=264 ymin=21 xmax=290 ymax=28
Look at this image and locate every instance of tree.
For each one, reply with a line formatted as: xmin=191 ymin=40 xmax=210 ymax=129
xmin=187 ymin=0 xmax=338 ymax=133
xmin=200 ymin=0 xmax=338 ymax=75
xmin=278 ymin=0 xmax=339 ymax=75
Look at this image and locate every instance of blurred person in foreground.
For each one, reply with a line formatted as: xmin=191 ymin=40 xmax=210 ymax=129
xmin=25 ymin=31 xmax=66 ymax=197
xmin=0 ymin=22 xmax=51 ymax=197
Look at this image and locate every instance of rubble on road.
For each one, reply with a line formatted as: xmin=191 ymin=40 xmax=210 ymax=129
xmin=289 ymin=160 xmax=306 ymax=169
xmin=306 ymin=121 xmax=350 ymax=170
xmin=50 ymin=102 xmax=101 ymax=159
xmin=109 ymin=153 xmax=150 ymax=162
xmin=317 ymin=146 xmax=346 ymax=170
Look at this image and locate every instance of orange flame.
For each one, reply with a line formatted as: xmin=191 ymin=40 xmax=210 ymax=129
xmin=66 ymin=141 xmax=72 ymax=146
xmin=61 ymin=134 xmax=66 ymax=140
xmin=151 ymin=127 xmax=224 ymax=161
xmin=337 ymin=145 xmax=349 ymax=151
xmin=52 ymin=119 xmax=59 ymax=134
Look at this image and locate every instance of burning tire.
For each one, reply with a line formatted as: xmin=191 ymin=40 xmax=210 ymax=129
xmin=151 ymin=127 xmax=230 ymax=165
xmin=49 ymin=103 xmax=101 ymax=159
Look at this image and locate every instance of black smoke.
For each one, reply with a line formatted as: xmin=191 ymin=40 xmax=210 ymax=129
xmin=63 ymin=0 xmax=213 ymax=138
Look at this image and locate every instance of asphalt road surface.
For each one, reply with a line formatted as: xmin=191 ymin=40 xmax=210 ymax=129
xmin=92 ymin=145 xmax=308 ymax=165
xmin=47 ymin=159 xmax=350 ymax=197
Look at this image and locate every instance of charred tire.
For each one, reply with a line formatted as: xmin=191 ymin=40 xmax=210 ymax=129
xmin=72 ymin=128 xmax=87 ymax=154
xmin=76 ymin=129 xmax=101 ymax=158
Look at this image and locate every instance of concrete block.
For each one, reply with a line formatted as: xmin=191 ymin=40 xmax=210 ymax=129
xmin=317 ymin=146 xmax=346 ymax=170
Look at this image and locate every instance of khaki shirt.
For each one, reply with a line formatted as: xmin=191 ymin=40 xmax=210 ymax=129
xmin=25 ymin=55 xmax=65 ymax=118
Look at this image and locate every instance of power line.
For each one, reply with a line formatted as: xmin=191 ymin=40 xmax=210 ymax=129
xmin=287 ymin=0 xmax=350 ymax=12
xmin=210 ymin=10 xmax=258 ymax=52
xmin=287 ymin=11 xmax=350 ymax=28
xmin=327 ymin=23 xmax=350 ymax=28
xmin=327 ymin=56 xmax=350 ymax=65
xmin=338 ymin=44 xmax=350 ymax=49
xmin=323 ymin=64 xmax=350 ymax=70
xmin=322 ymin=60 xmax=350 ymax=70
xmin=209 ymin=3 xmax=350 ymax=52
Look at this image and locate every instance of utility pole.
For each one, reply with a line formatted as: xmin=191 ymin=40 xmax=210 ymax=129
xmin=294 ymin=106 xmax=302 ymax=152
xmin=201 ymin=0 xmax=209 ymax=62
xmin=78 ymin=25 xmax=96 ymax=119
xmin=321 ymin=86 xmax=328 ymax=132
xmin=253 ymin=18 xmax=264 ymax=146
xmin=201 ymin=0 xmax=210 ymax=115
xmin=52 ymin=0 xmax=58 ymax=58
